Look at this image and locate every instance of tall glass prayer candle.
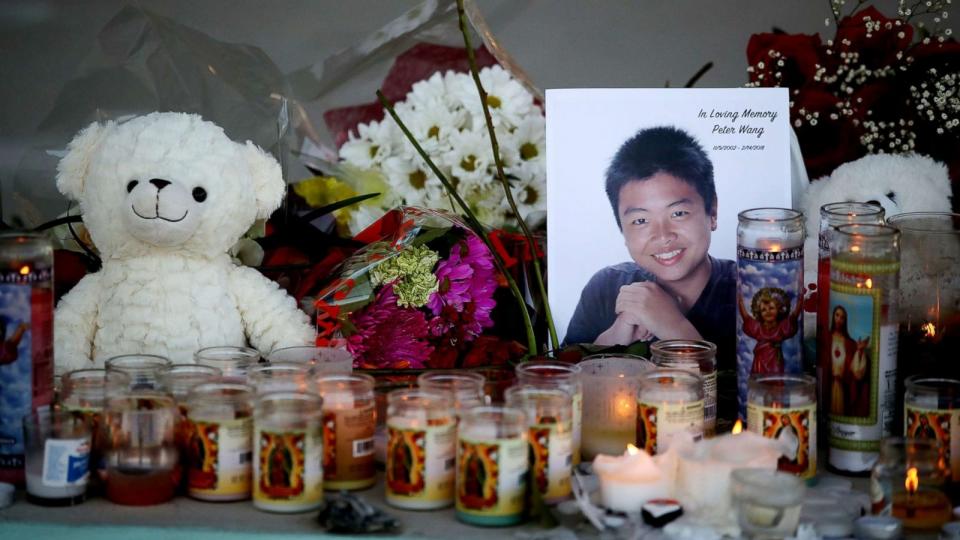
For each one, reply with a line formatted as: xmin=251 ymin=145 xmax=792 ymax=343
xmin=417 ymin=371 xmax=486 ymax=415
xmin=267 ymin=346 xmax=353 ymax=375
xmin=185 ymin=382 xmax=253 ymax=501
xmin=456 ymin=406 xmax=528 ymax=526
xmin=60 ymin=369 xmax=130 ymax=489
xmin=105 ymin=354 xmax=172 ymax=391
xmin=651 ymin=340 xmax=718 ymax=437
xmin=253 ymin=391 xmax=324 ymax=513
xmin=248 ymin=363 xmax=312 ymax=395
xmin=904 ymin=376 xmax=960 ymax=484
xmin=736 ymin=208 xmax=805 ymax=419
xmin=887 ymin=213 xmax=960 ymax=382
xmin=747 ymin=374 xmax=817 ymax=479
xmin=636 ymin=369 xmax=704 ymax=454
xmin=195 ymin=346 xmax=260 ymax=383
xmin=827 ymin=224 xmax=900 ymax=474
xmin=315 ymin=373 xmax=376 ymax=490
xmin=0 ymin=231 xmax=54 ymax=485
xmin=578 ymin=354 xmax=654 ymax=459
xmin=385 ymin=389 xmax=456 ymax=510
xmin=816 ymin=203 xmax=885 ymax=420
xmin=515 ymin=361 xmax=583 ymax=465
xmin=505 ymin=385 xmax=573 ymax=504
xmin=102 ymin=390 xmax=180 ymax=505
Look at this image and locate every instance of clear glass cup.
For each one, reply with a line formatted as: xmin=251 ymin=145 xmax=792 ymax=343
xmin=248 ymin=362 xmax=312 ymax=395
xmin=194 ymin=346 xmax=260 ymax=382
xmin=418 ymin=371 xmax=486 ymax=414
xmin=267 ymin=346 xmax=353 ymax=374
xmin=105 ymin=354 xmax=172 ymax=391
xmin=23 ymin=410 xmax=92 ymax=506
xmin=159 ymin=364 xmax=222 ymax=403
xmin=578 ymin=354 xmax=654 ymax=459
xmin=732 ymin=468 xmax=806 ymax=539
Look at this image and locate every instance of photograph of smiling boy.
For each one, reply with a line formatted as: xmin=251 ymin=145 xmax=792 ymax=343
xmin=565 ymin=127 xmax=736 ymax=372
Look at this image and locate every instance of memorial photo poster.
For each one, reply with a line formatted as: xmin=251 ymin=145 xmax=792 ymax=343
xmin=546 ymin=88 xmax=791 ymax=346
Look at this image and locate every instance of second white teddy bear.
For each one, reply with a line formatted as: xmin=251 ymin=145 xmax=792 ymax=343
xmin=54 ymin=112 xmax=315 ymax=373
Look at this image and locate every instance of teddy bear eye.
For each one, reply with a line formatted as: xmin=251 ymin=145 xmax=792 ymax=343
xmin=126 ymin=180 xmax=138 ymax=193
xmin=192 ymin=187 xmax=207 ymax=203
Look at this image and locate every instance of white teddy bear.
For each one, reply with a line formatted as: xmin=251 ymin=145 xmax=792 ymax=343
xmin=799 ymin=153 xmax=953 ymax=336
xmin=54 ymin=112 xmax=315 ymax=373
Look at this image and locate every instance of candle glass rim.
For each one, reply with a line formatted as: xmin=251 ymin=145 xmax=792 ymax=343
xmin=905 ymin=375 xmax=960 ymax=391
xmin=820 ymin=201 xmax=886 ymax=220
xmin=887 ymin=212 xmax=960 ymax=235
xmin=105 ymin=354 xmax=172 ymax=371
xmin=747 ymin=373 xmax=816 ymax=388
xmin=195 ymin=345 xmax=260 ymax=362
xmin=0 ymin=230 xmax=48 ymax=241
xmin=650 ymin=339 xmax=717 ymax=360
xmin=418 ymin=370 xmax=486 ymax=388
xmin=640 ymin=367 xmax=704 ymax=386
xmin=249 ymin=362 xmax=310 ymax=376
xmin=514 ymin=360 xmax=582 ymax=380
xmin=504 ymin=384 xmax=572 ymax=403
xmin=266 ymin=345 xmax=354 ymax=366
xmin=459 ymin=405 xmax=527 ymax=426
xmin=187 ymin=381 xmax=254 ymax=404
xmin=105 ymin=389 xmax=177 ymax=409
xmin=22 ymin=409 xmax=92 ymax=436
xmin=737 ymin=207 xmax=804 ymax=223
xmin=387 ymin=387 xmax=454 ymax=409
xmin=314 ymin=372 xmax=375 ymax=397
xmin=833 ymin=223 xmax=901 ymax=239
xmin=255 ymin=390 xmax=324 ymax=409
xmin=578 ymin=355 xmax=655 ymax=379
xmin=63 ymin=368 xmax=131 ymax=388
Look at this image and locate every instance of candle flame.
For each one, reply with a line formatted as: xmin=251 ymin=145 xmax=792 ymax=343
xmin=923 ymin=322 xmax=937 ymax=338
xmin=865 ymin=278 xmax=873 ymax=289
xmin=626 ymin=444 xmax=641 ymax=456
xmin=906 ymin=467 xmax=919 ymax=494
xmin=851 ymin=245 xmax=861 ymax=253
xmin=18 ymin=265 xmax=29 ymax=275
xmin=732 ymin=420 xmax=743 ymax=434
xmin=769 ymin=244 xmax=781 ymax=253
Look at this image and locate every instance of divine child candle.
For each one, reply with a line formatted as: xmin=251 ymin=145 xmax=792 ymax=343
xmin=315 ymin=373 xmax=376 ymax=490
xmin=636 ymin=369 xmax=704 ymax=454
xmin=385 ymin=389 xmax=456 ymax=510
xmin=736 ymin=208 xmax=805 ymax=418
xmin=747 ymin=374 xmax=817 ymax=479
xmin=828 ymin=224 xmax=900 ymax=474
xmin=651 ymin=340 xmax=717 ymax=437
xmin=505 ymin=385 xmax=573 ymax=504
xmin=185 ymin=383 xmax=253 ymax=501
xmin=456 ymin=406 xmax=529 ymax=526
xmin=515 ymin=361 xmax=583 ymax=465
xmin=253 ymin=391 xmax=324 ymax=513
xmin=815 ymin=203 xmax=885 ymax=420
xmin=904 ymin=376 xmax=960 ymax=483
xmin=0 ymin=232 xmax=54 ymax=485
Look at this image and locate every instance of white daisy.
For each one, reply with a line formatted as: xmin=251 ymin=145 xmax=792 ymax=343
xmin=507 ymin=112 xmax=545 ymax=167
xmin=395 ymin=98 xmax=462 ymax=159
xmin=381 ymin=155 xmax=434 ymax=206
xmin=451 ymin=65 xmax=536 ymax=129
xmin=442 ymin=129 xmax=494 ymax=188
xmin=338 ymin=119 xmax=398 ymax=169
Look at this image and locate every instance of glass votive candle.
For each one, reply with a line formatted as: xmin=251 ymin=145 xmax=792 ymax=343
xmin=248 ymin=363 xmax=312 ymax=395
xmin=904 ymin=376 xmax=960 ymax=484
xmin=195 ymin=346 xmax=260 ymax=382
xmin=870 ymin=437 xmax=951 ymax=531
xmin=731 ymin=468 xmax=806 ymax=539
xmin=637 ymin=368 xmax=705 ymax=454
xmin=418 ymin=371 xmax=486 ymax=414
xmin=651 ymin=340 xmax=718 ymax=437
xmin=747 ymin=374 xmax=817 ymax=479
xmin=253 ymin=391 xmax=325 ymax=513
xmin=185 ymin=382 xmax=254 ymax=501
xmin=578 ymin=354 xmax=654 ymax=460
xmin=455 ymin=406 xmax=529 ymax=526
xmin=105 ymin=354 xmax=172 ymax=391
xmin=267 ymin=346 xmax=353 ymax=374
xmin=159 ymin=364 xmax=222 ymax=404
xmin=60 ymin=369 xmax=130 ymax=489
xmin=315 ymin=373 xmax=376 ymax=490
xmin=505 ymin=385 xmax=573 ymax=504
xmin=102 ymin=390 xmax=180 ymax=505
xmin=385 ymin=388 xmax=456 ymax=510
xmin=23 ymin=410 xmax=92 ymax=506
xmin=515 ymin=361 xmax=583 ymax=465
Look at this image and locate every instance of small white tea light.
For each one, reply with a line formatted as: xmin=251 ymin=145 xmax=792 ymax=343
xmin=593 ymin=444 xmax=671 ymax=513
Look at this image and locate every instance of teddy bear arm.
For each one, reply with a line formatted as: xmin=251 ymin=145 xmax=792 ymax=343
xmin=229 ymin=267 xmax=315 ymax=355
xmin=54 ymin=273 xmax=103 ymax=375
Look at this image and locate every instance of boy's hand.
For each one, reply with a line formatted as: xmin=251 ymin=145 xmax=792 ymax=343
xmin=594 ymin=314 xmax=643 ymax=346
xmin=614 ymin=282 xmax=702 ymax=341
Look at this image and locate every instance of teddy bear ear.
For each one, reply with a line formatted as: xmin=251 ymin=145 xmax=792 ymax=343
xmin=56 ymin=121 xmax=107 ymax=201
xmin=242 ymin=141 xmax=286 ymax=220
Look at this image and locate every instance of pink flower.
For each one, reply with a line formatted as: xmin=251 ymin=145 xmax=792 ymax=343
xmin=427 ymin=233 xmax=498 ymax=340
xmin=347 ymin=285 xmax=434 ymax=369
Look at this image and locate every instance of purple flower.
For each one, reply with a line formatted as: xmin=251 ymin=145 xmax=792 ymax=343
xmin=427 ymin=233 xmax=498 ymax=340
xmin=347 ymin=285 xmax=434 ymax=369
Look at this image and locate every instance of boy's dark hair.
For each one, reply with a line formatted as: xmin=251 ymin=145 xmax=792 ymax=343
xmin=605 ymin=126 xmax=716 ymax=229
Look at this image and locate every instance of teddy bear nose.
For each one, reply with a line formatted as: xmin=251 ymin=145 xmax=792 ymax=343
xmin=149 ymin=178 xmax=172 ymax=190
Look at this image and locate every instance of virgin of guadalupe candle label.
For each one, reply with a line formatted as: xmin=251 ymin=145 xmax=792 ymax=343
xmin=905 ymin=407 xmax=960 ymax=481
xmin=253 ymin=427 xmax=323 ymax=507
xmin=456 ymin=437 xmax=527 ymax=518
xmin=736 ymin=245 xmax=804 ymax=418
xmin=0 ymin=265 xmax=53 ymax=480
xmin=529 ymin=417 xmax=573 ymax=502
xmin=827 ymin=269 xmax=898 ymax=462
xmin=42 ymin=438 xmax=90 ymax=487
xmin=386 ymin=418 xmax=456 ymax=505
xmin=188 ymin=417 xmax=252 ymax=498
xmin=322 ymin=405 xmax=375 ymax=488
xmin=636 ymin=400 xmax=704 ymax=454
xmin=747 ymin=403 xmax=817 ymax=478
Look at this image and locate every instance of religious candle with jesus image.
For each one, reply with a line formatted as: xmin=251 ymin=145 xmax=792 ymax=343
xmin=736 ymin=208 xmax=805 ymax=419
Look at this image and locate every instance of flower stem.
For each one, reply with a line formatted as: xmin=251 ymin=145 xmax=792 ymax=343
xmin=456 ymin=0 xmax=559 ymax=353
xmin=376 ymin=90 xmax=538 ymax=355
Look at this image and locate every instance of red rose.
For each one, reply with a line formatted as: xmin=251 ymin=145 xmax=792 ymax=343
xmin=835 ymin=7 xmax=912 ymax=69
xmin=747 ymin=32 xmax=825 ymax=89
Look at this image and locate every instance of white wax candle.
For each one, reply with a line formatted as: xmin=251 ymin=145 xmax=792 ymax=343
xmin=594 ymin=446 xmax=671 ymax=513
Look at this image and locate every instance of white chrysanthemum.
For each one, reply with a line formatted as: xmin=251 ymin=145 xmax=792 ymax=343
xmin=450 ymin=65 xmax=536 ymax=129
xmin=442 ymin=129 xmax=494 ymax=188
xmin=381 ymin=155 xmax=435 ymax=206
xmin=407 ymin=72 xmax=450 ymax=110
xmin=510 ymin=174 xmax=546 ymax=221
xmin=507 ymin=112 xmax=545 ymax=167
xmin=395 ymin=99 xmax=463 ymax=159
xmin=338 ymin=119 xmax=399 ymax=169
